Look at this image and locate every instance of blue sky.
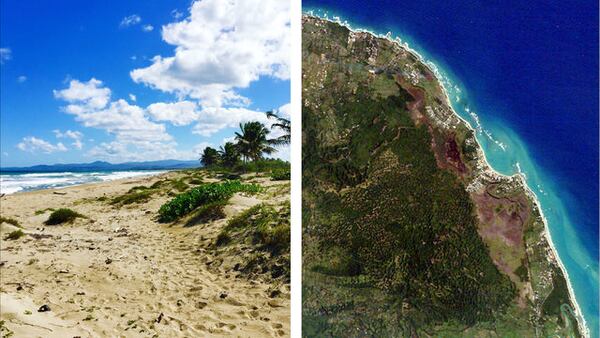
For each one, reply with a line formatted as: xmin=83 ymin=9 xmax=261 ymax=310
xmin=0 ymin=0 xmax=290 ymax=167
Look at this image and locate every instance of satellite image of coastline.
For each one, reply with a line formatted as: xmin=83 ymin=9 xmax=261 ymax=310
xmin=302 ymin=1 xmax=598 ymax=337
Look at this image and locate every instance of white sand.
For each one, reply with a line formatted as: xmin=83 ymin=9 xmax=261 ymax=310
xmin=0 ymin=171 xmax=289 ymax=337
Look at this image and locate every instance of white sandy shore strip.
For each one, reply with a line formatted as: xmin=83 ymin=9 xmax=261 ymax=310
xmin=306 ymin=13 xmax=590 ymax=338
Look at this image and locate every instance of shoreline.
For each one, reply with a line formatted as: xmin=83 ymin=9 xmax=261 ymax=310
xmin=304 ymin=12 xmax=590 ymax=337
xmin=0 ymin=170 xmax=170 ymax=196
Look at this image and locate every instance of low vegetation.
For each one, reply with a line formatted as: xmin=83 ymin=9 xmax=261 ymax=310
xmin=4 ymin=229 xmax=25 ymax=240
xmin=44 ymin=208 xmax=85 ymax=225
xmin=170 ymin=179 xmax=189 ymax=192
xmin=183 ymin=200 xmax=227 ymax=227
xmin=270 ymin=168 xmax=290 ymax=181
xmin=111 ymin=189 xmax=155 ymax=205
xmin=215 ymin=203 xmax=290 ymax=280
xmin=0 ymin=216 xmax=20 ymax=227
xmin=220 ymin=204 xmax=290 ymax=254
xmin=158 ymin=180 xmax=260 ymax=223
xmin=34 ymin=208 xmax=55 ymax=215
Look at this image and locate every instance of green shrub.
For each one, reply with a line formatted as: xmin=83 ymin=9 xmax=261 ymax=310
xmin=158 ymin=180 xmax=260 ymax=223
xmin=0 ymin=216 xmax=20 ymax=227
xmin=270 ymin=169 xmax=290 ymax=181
xmin=235 ymin=159 xmax=290 ymax=173
xmin=44 ymin=208 xmax=85 ymax=225
xmin=207 ymin=159 xmax=290 ymax=174
xmin=4 ymin=229 xmax=25 ymax=240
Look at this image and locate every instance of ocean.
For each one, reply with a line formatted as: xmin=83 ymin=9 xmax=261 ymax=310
xmin=304 ymin=1 xmax=599 ymax=336
xmin=0 ymin=170 xmax=166 ymax=195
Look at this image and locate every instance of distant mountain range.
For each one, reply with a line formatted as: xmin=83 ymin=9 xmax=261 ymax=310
xmin=0 ymin=160 xmax=199 ymax=173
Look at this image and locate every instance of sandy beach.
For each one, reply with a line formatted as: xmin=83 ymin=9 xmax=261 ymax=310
xmin=0 ymin=170 xmax=290 ymax=337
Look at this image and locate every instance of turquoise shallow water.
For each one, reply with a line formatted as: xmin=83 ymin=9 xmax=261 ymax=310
xmin=305 ymin=8 xmax=599 ymax=337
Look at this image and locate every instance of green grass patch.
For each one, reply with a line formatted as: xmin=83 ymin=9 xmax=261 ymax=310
xmin=150 ymin=180 xmax=167 ymax=189
xmin=111 ymin=189 xmax=155 ymax=205
xmin=34 ymin=208 xmax=55 ymax=215
xmin=158 ymin=180 xmax=260 ymax=223
xmin=219 ymin=203 xmax=290 ymax=254
xmin=44 ymin=208 xmax=85 ymax=225
xmin=4 ymin=229 xmax=25 ymax=240
xmin=215 ymin=232 xmax=231 ymax=246
xmin=188 ymin=178 xmax=203 ymax=185
xmin=0 ymin=216 xmax=20 ymax=227
xmin=183 ymin=200 xmax=227 ymax=227
xmin=170 ymin=179 xmax=189 ymax=192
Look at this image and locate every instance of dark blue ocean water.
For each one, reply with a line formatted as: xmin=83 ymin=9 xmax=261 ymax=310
xmin=305 ymin=0 xmax=599 ymax=335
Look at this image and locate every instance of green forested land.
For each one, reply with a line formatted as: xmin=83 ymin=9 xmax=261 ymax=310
xmin=303 ymin=84 xmax=515 ymax=334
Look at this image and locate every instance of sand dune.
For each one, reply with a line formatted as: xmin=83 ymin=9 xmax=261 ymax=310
xmin=0 ymin=171 xmax=290 ymax=337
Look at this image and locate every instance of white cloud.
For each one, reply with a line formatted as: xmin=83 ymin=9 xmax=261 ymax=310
xmin=276 ymin=103 xmax=291 ymax=119
xmin=55 ymin=78 xmax=177 ymax=161
xmin=142 ymin=24 xmax=154 ymax=32
xmin=147 ymin=101 xmax=199 ymax=126
xmin=53 ymin=129 xmax=84 ymax=149
xmin=0 ymin=48 xmax=12 ymax=64
xmin=130 ymin=0 xmax=290 ymax=107
xmin=120 ymin=14 xmax=141 ymax=28
xmin=53 ymin=78 xmax=111 ymax=110
xmin=17 ymin=137 xmax=67 ymax=154
xmin=171 ymin=9 xmax=184 ymax=19
xmin=129 ymin=93 xmax=137 ymax=102
xmin=17 ymin=75 xmax=27 ymax=83
xmin=192 ymin=107 xmax=271 ymax=137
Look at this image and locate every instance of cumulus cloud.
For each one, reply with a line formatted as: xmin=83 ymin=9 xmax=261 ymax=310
xmin=0 ymin=48 xmax=12 ymax=64
xmin=17 ymin=137 xmax=67 ymax=154
xmin=130 ymin=0 xmax=290 ymax=107
xmin=146 ymin=101 xmax=199 ymax=126
xmin=276 ymin=103 xmax=291 ymax=119
xmin=142 ymin=24 xmax=154 ymax=32
xmin=120 ymin=14 xmax=141 ymax=28
xmin=53 ymin=78 xmax=111 ymax=110
xmin=192 ymin=107 xmax=271 ymax=137
xmin=54 ymin=78 xmax=177 ymax=161
xmin=17 ymin=75 xmax=27 ymax=83
xmin=129 ymin=93 xmax=137 ymax=102
xmin=53 ymin=129 xmax=84 ymax=149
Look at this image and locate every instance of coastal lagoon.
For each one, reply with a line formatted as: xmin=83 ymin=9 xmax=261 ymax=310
xmin=305 ymin=2 xmax=599 ymax=336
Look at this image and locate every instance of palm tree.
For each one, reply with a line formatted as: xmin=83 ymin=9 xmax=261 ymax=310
xmin=234 ymin=121 xmax=276 ymax=162
xmin=266 ymin=111 xmax=290 ymax=146
xmin=218 ymin=142 xmax=240 ymax=167
xmin=200 ymin=147 xmax=220 ymax=167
